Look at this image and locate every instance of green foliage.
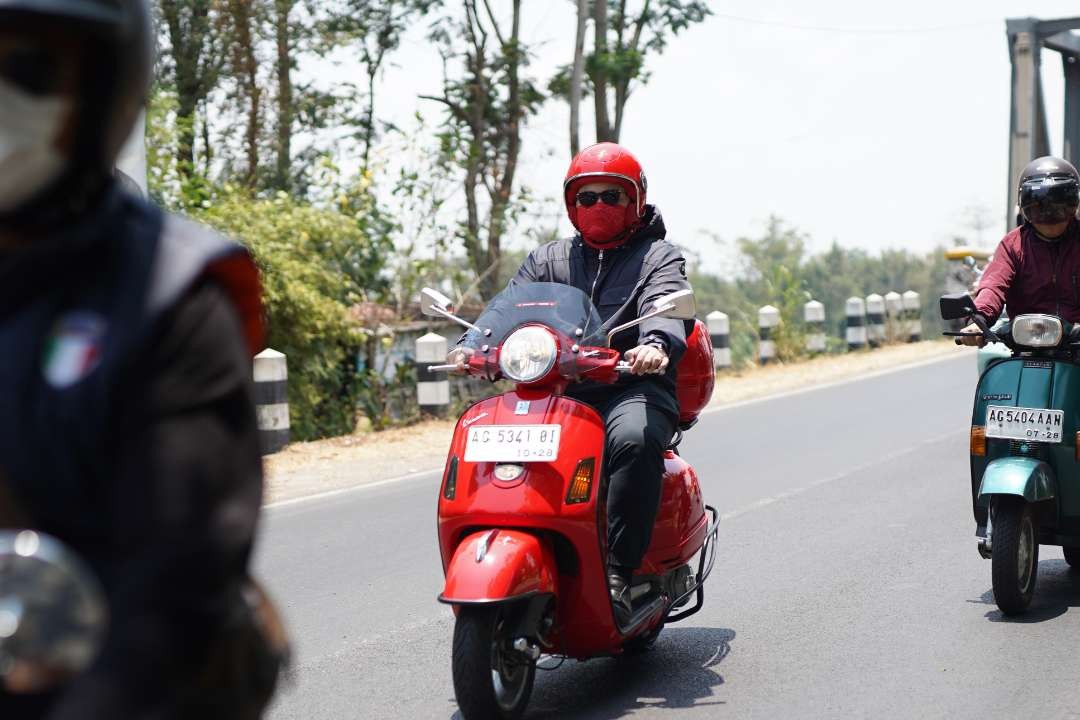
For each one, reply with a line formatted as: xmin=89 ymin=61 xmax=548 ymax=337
xmin=692 ymin=216 xmax=948 ymax=367
xmin=191 ymin=187 xmax=388 ymax=440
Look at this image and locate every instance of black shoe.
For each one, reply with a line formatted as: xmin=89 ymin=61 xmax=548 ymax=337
xmin=608 ymin=572 xmax=634 ymax=622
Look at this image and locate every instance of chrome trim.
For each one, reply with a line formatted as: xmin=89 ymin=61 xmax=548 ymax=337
xmin=476 ymin=529 xmax=498 ymax=563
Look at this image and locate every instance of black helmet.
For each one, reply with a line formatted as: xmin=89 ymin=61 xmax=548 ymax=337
xmin=0 ymin=0 xmax=153 ymax=223
xmin=1017 ymin=156 xmax=1080 ymax=226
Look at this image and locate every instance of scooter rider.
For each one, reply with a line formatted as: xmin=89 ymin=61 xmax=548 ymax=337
xmin=450 ymin=142 xmax=691 ymax=616
xmin=0 ymin=1 xmax=280 ymax=717
xmin=959 ymin=156 xmax=1080 ymax=346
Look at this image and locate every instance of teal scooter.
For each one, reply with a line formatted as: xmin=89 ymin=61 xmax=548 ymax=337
xmin=941 ymin=294 xmax=1080 ymax=614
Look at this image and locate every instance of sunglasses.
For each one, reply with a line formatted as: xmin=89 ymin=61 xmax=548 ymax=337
xmin=576 ymin=189 xmax=624 ymax=207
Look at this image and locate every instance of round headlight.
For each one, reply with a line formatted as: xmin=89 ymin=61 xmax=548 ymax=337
xmin=1012 ymin=314 xmax=1063 ymax=348
xmin=499 ymin=326 xmax=558 ymax=382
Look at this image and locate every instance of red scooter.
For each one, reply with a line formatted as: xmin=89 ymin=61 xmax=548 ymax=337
xmin=422 ymin=281 xmax=719 ymax=719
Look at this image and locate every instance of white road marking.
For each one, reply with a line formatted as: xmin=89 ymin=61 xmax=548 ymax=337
xmin=703 ymin=351 xmax=966 ymax=416
xmin=718 ymin=432 xmax=962 ymax=522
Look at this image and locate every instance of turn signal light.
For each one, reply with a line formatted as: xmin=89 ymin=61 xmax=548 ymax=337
xmin=1075 ymin=432 xmax=1080 ymax=462
xmin=443 ymin=456 xmax=458 ymax=500
xmin=970 ymin=426 xmax=986 ymax=457
xmin=566 ymin=458 xmax=595 ymax=505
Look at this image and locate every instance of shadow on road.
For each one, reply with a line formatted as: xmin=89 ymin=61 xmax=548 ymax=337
xmin=448 ymin=626 xmax=734 ymax=719
xmin=970 ymin=560 xmax=1080 ymax=623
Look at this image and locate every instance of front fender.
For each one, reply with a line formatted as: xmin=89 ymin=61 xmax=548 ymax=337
xmin=439 ymin=529 xmax=557 ymax=605
xmin=978 ymin=457 xmax=1056 ymax=502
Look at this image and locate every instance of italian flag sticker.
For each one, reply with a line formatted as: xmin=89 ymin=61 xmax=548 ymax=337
xmin=43 ymin=312 xmax=106 ymax=390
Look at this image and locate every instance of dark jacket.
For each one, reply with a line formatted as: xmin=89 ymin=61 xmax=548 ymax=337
xmin=976 ymin=220 xmax=1080 ymax=323
xmin=0 ymin=184 xmax=266 ymax=719
xmin=510 ymin=205 xmax=690 ymax=415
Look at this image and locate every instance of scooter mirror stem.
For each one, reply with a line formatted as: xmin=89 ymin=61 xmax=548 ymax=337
xmin=428 ymin=304 xmax=486 ymax=335
xmin=971 ymin=314 xmax=1003 ymax=345
xmin=605 ymin=306 xmax=666 ymax=347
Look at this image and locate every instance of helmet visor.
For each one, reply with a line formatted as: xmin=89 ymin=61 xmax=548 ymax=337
xmin=1020 ymin=177 xmax=1080 ymax=225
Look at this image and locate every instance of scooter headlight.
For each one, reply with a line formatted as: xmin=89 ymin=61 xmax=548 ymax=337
xmin=1011 ymin=314 xmax=1063 ymax=348
xmin=499 ymin=326 xmax=558 ymax=383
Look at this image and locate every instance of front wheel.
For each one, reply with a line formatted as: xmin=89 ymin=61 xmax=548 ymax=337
xmin=452 ymin=606 xmax=536 ymax=720
xmin=990 ymin=497 xmax=1039 ymax=615
xmin=1063 ymin=546 xmax=1080 ymax=569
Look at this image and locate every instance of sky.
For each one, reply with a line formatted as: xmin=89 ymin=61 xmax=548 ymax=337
xmin=364 ymin=1 xmax=1080 ymax=275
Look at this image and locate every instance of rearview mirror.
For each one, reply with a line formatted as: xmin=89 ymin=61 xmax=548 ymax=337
xmin=939 ymin=293 xmax=977 ymax=321
xmin=653 ymin=289 xmax=697 ymax=320
xmin=0 ymin=531 xmax=107 ymax=691
xmin=420 ymin=287 xmax=454 ymax=318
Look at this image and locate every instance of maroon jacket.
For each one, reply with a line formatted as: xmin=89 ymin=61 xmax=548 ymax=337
xmin=975 ymin=220 xmax=1080 ymax=323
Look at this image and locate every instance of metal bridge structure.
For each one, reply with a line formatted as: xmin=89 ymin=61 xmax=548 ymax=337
xmin=1007 ymin=16 xmax=1080 ymax=229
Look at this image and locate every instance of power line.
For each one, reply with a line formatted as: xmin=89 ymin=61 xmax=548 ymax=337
xmin=711 ymin=12 xmax=999 ymax=35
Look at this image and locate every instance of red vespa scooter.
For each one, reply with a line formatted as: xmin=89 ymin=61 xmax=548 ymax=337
xmin=422 ymin=281 xmax=719 ymax=720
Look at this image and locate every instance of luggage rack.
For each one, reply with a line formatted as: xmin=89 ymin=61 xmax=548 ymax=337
xmin=666 ymin=504 xmax=719 ymax=623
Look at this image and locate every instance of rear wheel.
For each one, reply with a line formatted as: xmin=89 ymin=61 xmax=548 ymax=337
xmin=452 ymin=606 xmax=536 ymax=720
xmin=1063 ymin=546 xmax=1080 ymax=569
xmin=990 ymin=497 xmax=1039 ymax=615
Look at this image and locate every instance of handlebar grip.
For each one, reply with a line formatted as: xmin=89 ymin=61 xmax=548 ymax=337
xmin=426 ymin=364 xmax=462 ymax=372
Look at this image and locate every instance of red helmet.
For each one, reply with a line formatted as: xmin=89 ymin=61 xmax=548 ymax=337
xmin=564 ymin=142 xmax=648 ymax=219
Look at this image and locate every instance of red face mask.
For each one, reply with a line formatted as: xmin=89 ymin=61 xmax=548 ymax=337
xmin=575 ymin=203 xmax=639 ymax=249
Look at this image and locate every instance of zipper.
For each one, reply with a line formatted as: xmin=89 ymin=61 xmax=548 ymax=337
xmin=589 ymin=249 xmax=605 ymax=306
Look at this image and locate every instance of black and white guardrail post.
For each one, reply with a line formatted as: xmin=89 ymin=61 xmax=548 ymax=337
xmin=866 ymin=293 xmax=886 ymax=348
xmin=804 ymin=299 xmax=826 ymax=354
xmin=845 ymin=296 xmax=867 ymax=350
xmin=759 ymin=305 xmax=779 ymax=364
xmin=254 ymin=348 xmax=289 ymax=455
xmin=706 ymin=310 xmax=731 ymax=370
xmin=903 ymin=290 xmax=922 ymax=342
xmin=416 ymin=332 xmax=450 ymax=417
xmin=885 ymin=291 xmax=903 ymax=343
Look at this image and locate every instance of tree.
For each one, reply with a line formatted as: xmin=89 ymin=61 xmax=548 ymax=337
xmin=273 ymin=0 xmax=298 ymax=192
xmin=310 ymin=0 xmax=440 ymax=174
xmin=426 ymin=0 xmax=545 ymax=300
xmin=157 ymin=0 xmax=226 ymax=176
xmin=551 ymin=0 xmax=710 ymax=149
xmin=569 ymin=0 xmax=588 ymax=156
xmin=224 ymin=0 xmax=264 ymax=188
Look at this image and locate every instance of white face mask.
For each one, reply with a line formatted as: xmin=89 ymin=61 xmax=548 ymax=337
xmin=0 ymin=77 xmax=70 ymax=214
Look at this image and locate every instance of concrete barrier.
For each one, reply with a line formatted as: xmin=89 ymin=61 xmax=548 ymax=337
xmin=903 ymin=290 xmax=922 ymax=342
xmin=707 ymin=310 xmax=732 ymax=370
xmin=866 ymin=293 xmax=886 ymax=347
xmin=254 ymin=348 xmax=289 ymax=455
xmin=759 ymin=305 xmax=780 ymax=364
xmin=805 ymin=300 xmax=826 ymax=354
xmin=884 ymin=291 xmax=903 ymax=342
xmin=845 ymin=297 xmax=867 ymax=350
xmin=416 ymin=332 xmax=450 ymax=417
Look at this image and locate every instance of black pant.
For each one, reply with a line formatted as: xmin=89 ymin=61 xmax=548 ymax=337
xmin=586 ymin=382 xmax=678 ymax=572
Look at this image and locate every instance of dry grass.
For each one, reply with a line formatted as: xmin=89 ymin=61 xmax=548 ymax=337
xmin=264 ymin=339 xmax=965 ymax=504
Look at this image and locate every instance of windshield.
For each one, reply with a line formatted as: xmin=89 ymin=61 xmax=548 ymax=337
xmin=460 ymin=282 xmax=606 ymax=348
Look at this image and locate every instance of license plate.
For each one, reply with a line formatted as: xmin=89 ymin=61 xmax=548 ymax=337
xmin=464 ymin=424 xmax=561 ymax=463
xmin=985 ymin=405 xmax=1064 ymax=443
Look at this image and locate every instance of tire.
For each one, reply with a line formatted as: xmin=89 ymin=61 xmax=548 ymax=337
xmin=1064 ymin=546 xmax=1080 ymax=569
xmin=452 ymin=606 xmax=536 ymax=720
xmin=990 ymin=497 xmax=1039 ymax=615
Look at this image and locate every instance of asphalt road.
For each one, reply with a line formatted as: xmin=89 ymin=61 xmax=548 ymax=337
xmin=258 ymin=353 xmax=1080 ymax=720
